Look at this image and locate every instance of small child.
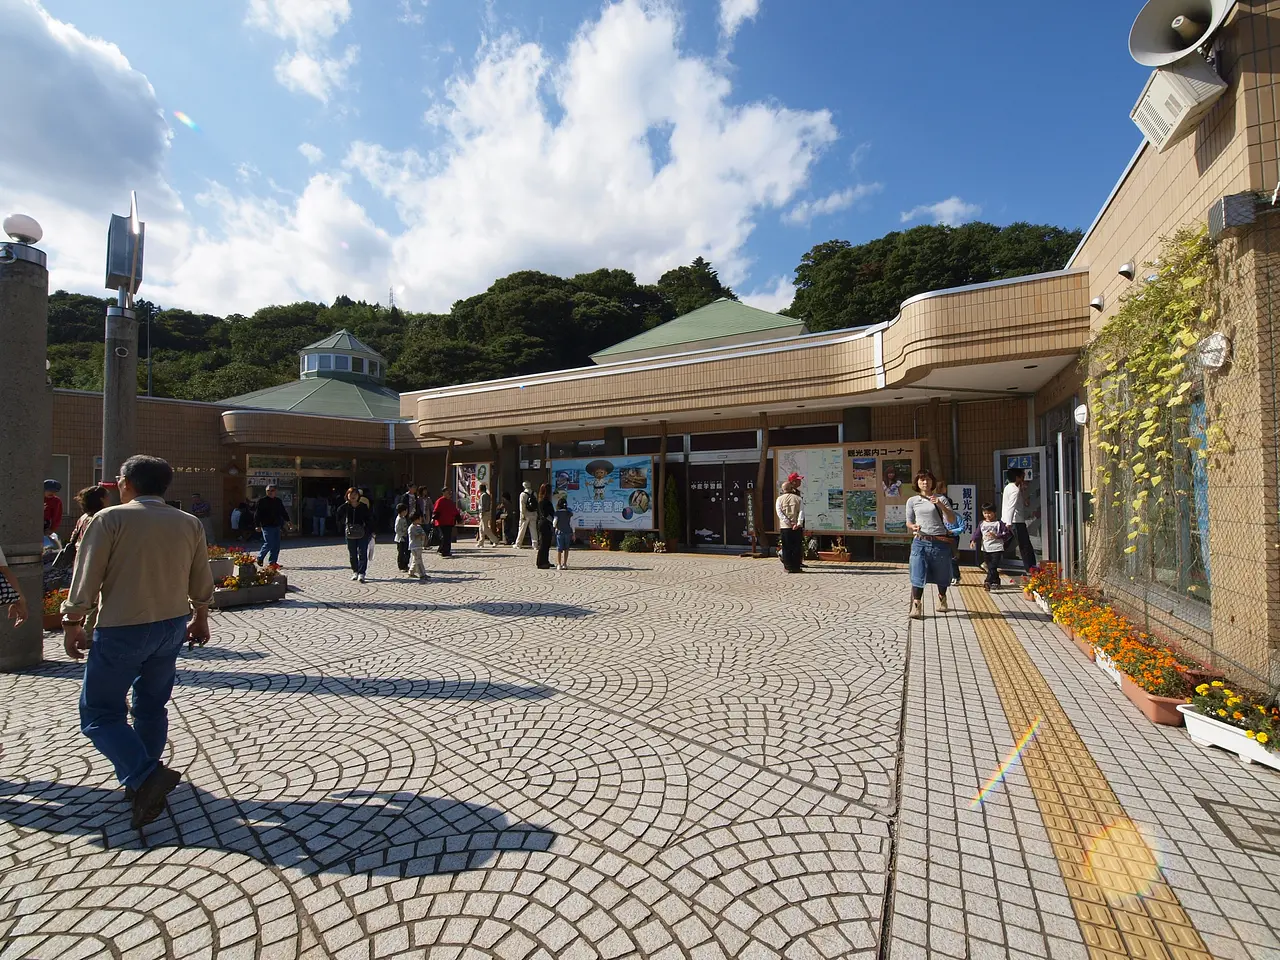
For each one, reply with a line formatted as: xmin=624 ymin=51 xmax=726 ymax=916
xmin=553 ymin=498 xmax=574 ymax=570
xmin=394 ymin=503 xmax=411 ymax=572
xmin=971 ymin=502 xmax=1010 ymax=591
xmin=407 ymin=511 xmax=428 ymax=580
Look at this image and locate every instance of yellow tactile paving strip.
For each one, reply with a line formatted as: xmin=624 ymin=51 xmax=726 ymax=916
xmin=960 ymin=585 xmax=1215 ymax=960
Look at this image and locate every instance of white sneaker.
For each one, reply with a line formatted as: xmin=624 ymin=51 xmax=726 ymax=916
xmin=358 ymin=575 xmax=366 ymax=583
xmin=351 ymin=573 xmax=359 ymax=581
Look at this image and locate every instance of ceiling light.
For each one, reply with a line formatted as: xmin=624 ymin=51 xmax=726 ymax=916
xmin=1023 ymin=364 xmax=1038 ymax=370
xmin=1006 ymin=387 xmax=1019 ymax=391
xmin=893 ymin=396 xmax=904 ymax=400
xmin=797 ymin=404 xmax=806 ymax=408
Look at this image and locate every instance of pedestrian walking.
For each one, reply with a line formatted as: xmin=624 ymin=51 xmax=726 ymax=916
xmin=971 ymin=502 xmax=1012 ymax=591
xmin=535 ymin=483 xmax=555 ymax=569
xmin=517 ymin=481 xmax=539 ymax=550
xmin=407 ymin=511 xmax=429 ymax=580
xmin=476 ymin=483 xmax=501 ymax=546
xmin=188 ymin=492 xmax=214 ymax=544
xmin=60 ymin=455 xmax=213 ymax=829
xmin=432 ymin=488 xmax=460 ymax=558
xmin=255 ymin=485 xmax=289 ymax=567
xmin=394 ymin=503 xmax=411 ymax=573
xmin=1001 ymin=467 xmax=1037 ymax=572
xmin=311 ymin=494 xmax=329 ymax=536
xmin=553 ymin=497 xmax=574 ymax=569
xmin=905 ymin=470 xmax=957 ymax=619
xmin=336 ymin=488 xmax=372 ymax=582
xmin=775 ymin=472 xmax=805 ymax=574
xmin=497 ymin=493 xmax=514 ymax=544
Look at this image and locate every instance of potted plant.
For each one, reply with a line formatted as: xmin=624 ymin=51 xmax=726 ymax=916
xmin=1180 ymin=683 xmax=1280 ymax=771
xmin=208 ymin=546 xmax=254 ymax=580
xmin=587 ymin=530 xmax=612 ymax=551
xmin=213 ymin=564 xmax=287 ymax=609
xmin=816 ymin=541 xmax=851 ymax=562
xmin=42 ymin=588 xmax=68 ymax=631
xmin=1111 ymin=637 xmax=1190 ymax=725
xmin=619 ymin=532 xmax=649 ymax=553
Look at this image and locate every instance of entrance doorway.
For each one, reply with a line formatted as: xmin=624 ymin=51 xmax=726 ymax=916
xmin=688 ymin=461 xmax=770 ymax=548
xmin=299 ymin=477 xmax=349 ymax=536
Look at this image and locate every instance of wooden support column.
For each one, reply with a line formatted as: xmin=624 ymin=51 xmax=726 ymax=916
xmin=489 ymin=433 xmax=501 ymax=499
xmin=541 ymin=430 xmax=551 ymax=487
xmin=442 ymin=440 xmax=455 ymax=490
xmin=657 ymin=420 xmax=668 ymax=540
xmin=756 ymin=412 xmax=770 ymax=537
xmin=925 ymin=398 xmax=943 ymax=483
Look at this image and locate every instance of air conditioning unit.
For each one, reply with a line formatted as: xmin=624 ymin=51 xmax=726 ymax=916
xmin=1130 ymin=57 xmax=1227 ymax=152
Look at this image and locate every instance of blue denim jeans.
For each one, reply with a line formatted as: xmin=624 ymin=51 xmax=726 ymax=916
xmin=79 ymin=615 xmax=189 ymax=789
xmin=909 ymin=537 xmax=953 ymax=589
xmin=258 ymin=525 xmax=282 ymax=565
xmin=347 ymin=535 xmax=369 ymax=574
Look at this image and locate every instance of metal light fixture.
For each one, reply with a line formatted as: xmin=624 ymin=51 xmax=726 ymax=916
xmin=1197 ymin=331 xmax=1232 ymax=370
xmin=1118 ymin=261 xmax=1135 ymax=280
xmin=1074 ymin=404 xmax=1089 ymax=426
xmin=1090 ymin=296 xmax=1106 ymax=311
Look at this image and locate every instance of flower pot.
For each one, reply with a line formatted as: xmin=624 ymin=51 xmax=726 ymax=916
xmin=209 ymin=558 xmax=234 ymax=580
xmin=1178 ymin=705 xmax=1280 ymax=771
xmin=1095 ymin=650 xmax=1123 ymax=688
xmin=1070 ymin=630 xmax=1096 ymax=663
xmin=816 ymin=551 xmax=852 ymax=562
xmin=42 ymin=612 xmax=62 ymax=631
xmin=1120 ymin=675 xmax=1184 ymax=726
xmin=212 ymin=576 xmax=288 ymax=609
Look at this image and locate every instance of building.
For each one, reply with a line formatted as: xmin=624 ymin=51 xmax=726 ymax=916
xmin=48 ymin=2 xmax=1280 ymax=689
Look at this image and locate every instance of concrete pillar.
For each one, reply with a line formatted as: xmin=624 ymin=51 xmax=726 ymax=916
xmin=102 ymin=295 xmax=138 ymax=482
xmin=0 ymin=237 xmax=51 ymax=670
xmin=501 ymin=435 xmax=520 ymax=500
xmin=842 ymin=406 xmax=872 ymax=442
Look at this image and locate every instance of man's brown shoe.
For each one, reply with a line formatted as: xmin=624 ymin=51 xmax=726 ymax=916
xmin=130 ymin=763 xmax=181 ymax=829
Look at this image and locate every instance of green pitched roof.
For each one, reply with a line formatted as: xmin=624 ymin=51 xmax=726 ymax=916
xmin=591 ymin=298 xmax=805 ymax=362
xmin=221 ymin=376 xmax=402 ymax=419
xmin=301 ymin=329 xmax=385 ymax=359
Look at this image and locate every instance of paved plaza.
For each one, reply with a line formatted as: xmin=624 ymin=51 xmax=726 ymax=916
xmin=1 ymin=544 xmax=1279 ymax=959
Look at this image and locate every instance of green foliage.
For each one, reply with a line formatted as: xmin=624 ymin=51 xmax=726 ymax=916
xmin=786 ymin=221 xmax=1083 ymax=331
xmin=662 ymin=478 xmax=682 ymax=544
xmin=619 ymin=532 xmax=651 ymax=552
xmin=1083 ymin=226 xmax=1225 ymax=575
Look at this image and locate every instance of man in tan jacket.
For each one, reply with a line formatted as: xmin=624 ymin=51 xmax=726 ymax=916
xmin=61 ymin=455 xmax=214 ymax=829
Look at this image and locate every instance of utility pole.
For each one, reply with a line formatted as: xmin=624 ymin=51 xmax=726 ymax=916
xmin=102 ymin=193 xmax=145 ymax=485
xmin=0 ymin=213 xmax=52 ymax=670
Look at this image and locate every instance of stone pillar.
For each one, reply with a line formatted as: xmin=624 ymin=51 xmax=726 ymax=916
xmin=0 ymin=237 xmax=51 ymax=670
xmin=102 ymin=294 xmax=138 ymax=483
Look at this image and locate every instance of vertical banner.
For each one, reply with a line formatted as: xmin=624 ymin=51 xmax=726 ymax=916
xmin=773 ymin=441 xmax=922 ymax=536
xmin=950 ymin=483 xmax=977 ymax=546
xmin=550 ymin=456 xmax=655 ymax=530
xmin=453 ymin=462 xmax=492 ymax=526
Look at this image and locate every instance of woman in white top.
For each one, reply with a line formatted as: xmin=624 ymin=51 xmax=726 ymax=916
xmin=904 ymin=469 xmax=957 ymax=619
xmin=775 ymin=473 xmax=805 ymax=574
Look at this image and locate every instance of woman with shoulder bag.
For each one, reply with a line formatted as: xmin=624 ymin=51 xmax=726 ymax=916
xmin=336 ymin=488 xmax=372 ymax=582
xmin=904 ymin=470 xmax=958 ymax=620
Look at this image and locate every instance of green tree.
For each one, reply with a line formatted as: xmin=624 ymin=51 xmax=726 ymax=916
xmin=656 ymin=256 xmax=737 ymax=317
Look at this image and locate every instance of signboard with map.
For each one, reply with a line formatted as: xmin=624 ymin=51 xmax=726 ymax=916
xmin=772 ymin=441 xmax=923 ymax=536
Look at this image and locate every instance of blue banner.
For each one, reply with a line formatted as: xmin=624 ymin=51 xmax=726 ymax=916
xmin=550 ymin=456 xmax=655 ymax=530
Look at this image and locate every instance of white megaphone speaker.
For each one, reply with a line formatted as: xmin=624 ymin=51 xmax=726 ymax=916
xmin=1127 ymin=0 xmax=1233 ymax=152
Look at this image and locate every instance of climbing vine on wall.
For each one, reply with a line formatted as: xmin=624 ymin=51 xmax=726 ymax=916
xmin=1084 ymin=226 xmax=1228 ymax=563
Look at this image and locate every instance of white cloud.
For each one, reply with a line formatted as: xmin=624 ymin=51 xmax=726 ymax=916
xmin=398 ymin=0 xmax=427 ymax=25
xmin=719 ymin=0 xmax=761 ymax=38
xmin=5 ymin=0 xmax=840 ymax=318
xmin=783 ymin=182 xmax=882 ymax=226
xmin=899 ymin=195 xmax=982 ymax=226
xmin=274 ymin=45 xmax=358 ymax=103
xmin=246 ymin=0 xmax=357 ymax=102
xmin=742 ymin=276 xmax=794 ymax=314
xmin=298 ymin=142 xmax=325 ymax=164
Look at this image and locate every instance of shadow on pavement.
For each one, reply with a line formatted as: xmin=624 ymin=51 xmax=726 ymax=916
xmin=174 ymin=670 xmax=556 ymax=701
xmin=0 ymin=779 xmax=555 ymax=878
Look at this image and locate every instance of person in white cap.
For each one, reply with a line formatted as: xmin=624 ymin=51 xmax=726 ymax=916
xmin=516 ymin=481 xmax=539 ymax=550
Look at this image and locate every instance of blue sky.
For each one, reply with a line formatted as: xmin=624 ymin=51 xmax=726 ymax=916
xmin=3 ymin=0 xmax=1153 ymax=315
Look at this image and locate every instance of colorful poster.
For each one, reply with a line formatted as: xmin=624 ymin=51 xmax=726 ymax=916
xmin=453 ymin=462 xmax=492 ymax=526
xmin=845 ymin=490 xmax=878 ymax=531
xmin=881 ymin=459 xmax=911 ymax=501
xmin=884 ymin=504 xmax=907 ymax=534
xmin=551 ymin=456 xmax=655 ymax=530
xmin=848 ymin=457 xmax=877 ymax=490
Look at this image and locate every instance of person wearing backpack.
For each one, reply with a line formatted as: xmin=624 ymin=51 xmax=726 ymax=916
xmin=336 ymin=488 xmax=372 ymax=582
xmin=516 ymin=481 xmax=539 ymax=550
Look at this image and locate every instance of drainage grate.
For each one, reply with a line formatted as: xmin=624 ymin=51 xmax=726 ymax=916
xmin=1197 ymin=796 xmax=1280 ymax=858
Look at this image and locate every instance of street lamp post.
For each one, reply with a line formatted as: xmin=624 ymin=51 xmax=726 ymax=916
xmin=102 ymin=193 xmax=145 ymax=485
xmin=0 ymin=213 xmax=52 ymax=671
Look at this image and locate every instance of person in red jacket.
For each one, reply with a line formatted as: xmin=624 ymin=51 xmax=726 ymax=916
xmin=43 ymin=479 xmax=64 ymax=535
xmin=432 ymin=488 xmax=460 ymax=558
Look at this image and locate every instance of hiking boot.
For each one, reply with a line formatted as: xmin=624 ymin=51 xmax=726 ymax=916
xmin=938 ymin=595 xmax=949 ymax=613
xmin=131 ymin=763 xmax=181 ymax=829
xmin=909 ymin=599 xmax=923 ymax=619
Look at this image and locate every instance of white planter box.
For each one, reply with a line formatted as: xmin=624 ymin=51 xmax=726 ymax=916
xmin=1095 ymin=650 xmax=1123 ymax=688
xmin=1179 ymin=704 xmax=1280 ymax=771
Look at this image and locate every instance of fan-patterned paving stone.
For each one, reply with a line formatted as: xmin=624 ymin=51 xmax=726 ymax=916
xmin=2 ymin=544 xmax=909 ymax=958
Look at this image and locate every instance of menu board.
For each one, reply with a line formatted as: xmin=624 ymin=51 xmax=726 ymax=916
xmin=551 ymin=456 xmax=655 ymax=530
xmin=453 ymin=462 xmax=492 ymax=526
xmin=773 ymin=441 xmax=923 ymax=536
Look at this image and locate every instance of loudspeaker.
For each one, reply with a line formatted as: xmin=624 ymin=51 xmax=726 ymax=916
xmin=1129 ymin=0 xmax=1234 ymax=67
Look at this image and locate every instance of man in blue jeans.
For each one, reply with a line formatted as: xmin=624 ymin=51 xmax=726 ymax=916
xmin=254 ymin=484 xmax=290 ymax=566
xmin=61 ymin=455 xmax=214 ymax=829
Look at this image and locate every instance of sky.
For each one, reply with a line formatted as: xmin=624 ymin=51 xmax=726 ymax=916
xmin=0 ymin=0 xmax=1154 ymax=317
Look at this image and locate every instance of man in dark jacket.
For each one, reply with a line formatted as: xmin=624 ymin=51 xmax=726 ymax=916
xmin=255 ymin=485 xmax=290 ymax=566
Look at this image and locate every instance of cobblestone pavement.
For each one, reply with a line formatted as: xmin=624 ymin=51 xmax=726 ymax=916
xmin=1 ymin=543 xmax=1278 ymax=959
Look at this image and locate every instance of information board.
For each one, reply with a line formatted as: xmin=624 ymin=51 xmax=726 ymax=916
xmin=550 ymin=456 xmax=655 ymax=530
xmin=453 ymin=462 xmax=492 ymax=527
xmin=773 ymin=440 xmax=923 ymax=536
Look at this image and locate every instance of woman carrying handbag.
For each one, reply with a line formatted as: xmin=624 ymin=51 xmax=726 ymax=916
xmin=336 ymin=488 xmax=373 ymax=582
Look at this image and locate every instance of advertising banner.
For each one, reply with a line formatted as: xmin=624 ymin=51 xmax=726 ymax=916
xmin=551 ymin=456 xmax=655 ymax=530
xmin=453 ymin=462 xmax=492 ymax=527
xmin=773 ymin=441 xmax=923 ymax=536
xmin=949 ymin=484 xmax=977 ymax=546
